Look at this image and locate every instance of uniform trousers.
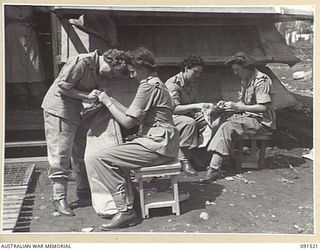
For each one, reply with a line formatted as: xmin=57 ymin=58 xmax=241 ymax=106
xmin=86 ymin=143 xmax=174 ymax=211
xmin=173 ymin=115 xmax=198 ymax=161
xmin=44 ymin=111 xmax=88 ymax=200
xmin=207 ymin=115 xmax=268 ymax=169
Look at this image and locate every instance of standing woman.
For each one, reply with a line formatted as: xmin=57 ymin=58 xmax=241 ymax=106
xmin=42 ymin=49 xmax=127 ymax=216
xmin=87 ymin=47 xmax=179 ymax=230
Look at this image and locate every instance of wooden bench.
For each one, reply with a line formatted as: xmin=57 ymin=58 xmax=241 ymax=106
xmin=133 ymin=161 xmax=181 ymax=219
xmin=234 ymin=131 xmax=273 ymax=169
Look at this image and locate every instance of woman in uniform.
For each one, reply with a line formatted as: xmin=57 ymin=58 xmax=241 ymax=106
xmin=86 ymin=47 xmax=179 ymax=230
xmin=165 ymin=55 xmax=213 ymax=176
xmin=202 ymin=52 xmax=276 ymax=183
xmin=41 ymin=49 xmax=127 ymax=216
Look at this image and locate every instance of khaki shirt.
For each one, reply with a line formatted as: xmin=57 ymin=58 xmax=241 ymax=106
xmin=239 ymin=69 xmax=276 ymax=129
xmin=126 ymin=76 xmax=179 ymax=158
xmin=41 ymin=50 xmax=102 ymax=124
xmin=165 ymin=72 xmax=199 ymax=107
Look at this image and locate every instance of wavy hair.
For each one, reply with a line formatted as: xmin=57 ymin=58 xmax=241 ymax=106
xmin=180 ymin=55 xmax=204 ymax=72
xmin=124 ymin=47 xmax=157 ymax=72
xmin=225 ymin=52 xmax=255 ymax=69
xmin=102 ymin=49 xmax=128 ymax=77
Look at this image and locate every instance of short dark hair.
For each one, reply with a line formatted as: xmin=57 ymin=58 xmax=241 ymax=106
xmin=180 ymin=55 xmax=204 ymax=72
xmin=225 ymin=52 xmax=255 ymax=69
xmin=124 ymin=47 xmax=157 ymax=72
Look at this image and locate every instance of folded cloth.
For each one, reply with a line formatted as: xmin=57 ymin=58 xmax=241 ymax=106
xmin=194 ymin=112 xmax=208 ymax=132
xmin=80 ymin=101 xmax=105 ymax=123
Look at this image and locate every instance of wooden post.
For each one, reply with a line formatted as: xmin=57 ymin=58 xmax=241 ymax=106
xmin=50 ymin=12 xmax=60 ymax=78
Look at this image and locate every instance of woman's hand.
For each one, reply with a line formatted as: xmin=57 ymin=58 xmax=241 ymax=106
xmin=195 ymin=103 xmax=213 ymax=110
xmin=216 ymin=100 xmax=226 ymax=109
xmin=223 ymin=101 xmax=238 ymax=111
xmin=98 ymin=92 xmax=113 ymax=107
xmin=84 ymin=89 xmax=101 ymax=104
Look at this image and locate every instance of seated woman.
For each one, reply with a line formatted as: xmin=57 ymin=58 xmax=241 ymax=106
xmin=202 ymin=52 xmax=276 ymax=183
xmin=165 ymin=55 xmax=213 ymax=176
xmin=86 ymin=47 xmax=179 ymax=230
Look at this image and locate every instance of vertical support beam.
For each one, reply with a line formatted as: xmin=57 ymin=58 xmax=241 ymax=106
xmin=50 ymin=12 xmax=60 ymax=78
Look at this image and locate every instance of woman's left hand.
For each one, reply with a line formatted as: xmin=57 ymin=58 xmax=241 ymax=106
xmin=98 ymin=92 xmax=112 ymax=106
xmin=223 ymin=101 xmax=238 ymax=111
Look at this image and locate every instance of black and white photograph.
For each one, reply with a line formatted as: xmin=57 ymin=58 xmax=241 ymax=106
xmin=1 ymin=4 xmax=315 ymax=237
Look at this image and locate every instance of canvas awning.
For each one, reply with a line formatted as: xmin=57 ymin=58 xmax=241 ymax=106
xmin=53 ymin=6 xmax=312 ymax=66
xmin=115 ymin=23 xmax=299 ymax=66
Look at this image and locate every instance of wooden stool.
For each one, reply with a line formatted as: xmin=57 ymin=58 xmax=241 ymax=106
xmin=235 ymin=131 xmax=273 ymax=169
xmin=133 ymin=161 xmax=181 ymax=219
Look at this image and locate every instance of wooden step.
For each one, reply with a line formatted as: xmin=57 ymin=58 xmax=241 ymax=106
xmin=5 ymin=156 xmax=48 ymax=164
xmin=5 ymin=140 xmax=47 ymax=148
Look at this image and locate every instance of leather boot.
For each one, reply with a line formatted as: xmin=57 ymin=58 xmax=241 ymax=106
xmin=99 ymin=210 xmax=138 ymax=231
xmin=53 ymin=198 xmax=75 ymax=216
xmin=200 ymin=167 xmax=224 ymax=184
xmin=99 ymin=213 xmax=116 ymax=220
xmin=181 ymin=160 xmax=198 ymax=176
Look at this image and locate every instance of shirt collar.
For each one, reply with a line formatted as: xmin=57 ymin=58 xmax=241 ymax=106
xmin=177 ymin=72 xmax=186 ymax=87
xmin=90 ymin=50 xmax=100 ymax=71
xmin=140 ymin=73 xmax=158 ymax=84
xmin=242 ymin=69 xmax=258 ymax=87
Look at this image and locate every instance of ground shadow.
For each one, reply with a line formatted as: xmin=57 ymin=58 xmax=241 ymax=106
xmin=264 ymin=154 xmax=308 ymax=170
xmin=179 ymin=181 xmax=225 ymax=214
xmin=132 ymin=177 xmax=225 ymax=217
xmin=275 ymin=104 xmax=313 ymax=150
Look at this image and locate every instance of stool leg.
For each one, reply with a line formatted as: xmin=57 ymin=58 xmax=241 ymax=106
xmin=259 ymin=140 xmax=267 ymax=169
xmin=138 ymin=178 xmax=146 ymax=219
xmin=171 ymin=176 xmax=180 ymax=216
xmin=235 ymin=139 xmax=244 ymax=170
xmin=250 ymin=139 xmax=258 ymax=168
xmin=145 ymin=206 xmax=150 ymax=219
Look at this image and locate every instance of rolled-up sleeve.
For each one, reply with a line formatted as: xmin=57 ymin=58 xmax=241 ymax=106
xmin=255 ymin=78 xmax=272 ymax=104
xmin=57 ymin=57 xmax=85 ymax=90
xmin=166 ymin=81 xmax=181 ymax=106
xmin=126 ymin=83 xmax=154 ymax=121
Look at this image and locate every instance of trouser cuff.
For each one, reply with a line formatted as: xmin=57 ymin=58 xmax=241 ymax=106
xmin=112 ymin=187 xmax=133 ymax=212
xmin=209 ymin=153 xmax=223 ymax=169
xmin=52 ymin=178 xmax=68 ymax=201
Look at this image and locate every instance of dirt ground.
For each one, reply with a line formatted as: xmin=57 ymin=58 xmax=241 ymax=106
xmin=13 ymin=39 xmax=314 ymax=234
xmin=22 ymin=150 xmax=313 ymax=234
